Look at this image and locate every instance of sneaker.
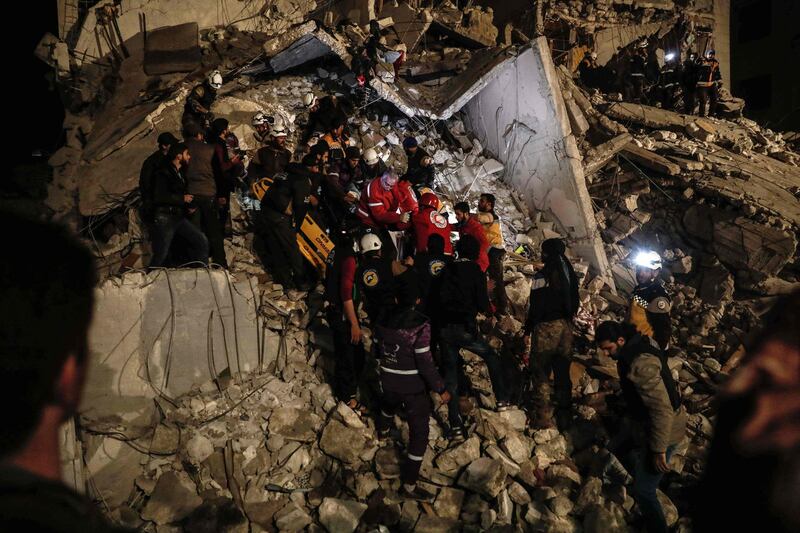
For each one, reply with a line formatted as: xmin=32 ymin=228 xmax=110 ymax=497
xmin=495 ymin=401 xmax=513 ymax=412
xmin=402 ymin=484 xmax=436 ymax=502
xmin=449 ymin=426 xmax=466 ymax=443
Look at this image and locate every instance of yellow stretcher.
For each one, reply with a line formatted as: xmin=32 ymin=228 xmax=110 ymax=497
xmin=251 ymin=177 xmax=334 ymax=274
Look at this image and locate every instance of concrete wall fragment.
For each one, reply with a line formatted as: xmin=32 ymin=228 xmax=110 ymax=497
xmin=464 ymin=38 xmax=610 ymax=278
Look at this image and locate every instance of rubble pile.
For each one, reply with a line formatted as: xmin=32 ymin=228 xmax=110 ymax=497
xmin=32 ymin=1 xmax=800 ymax=532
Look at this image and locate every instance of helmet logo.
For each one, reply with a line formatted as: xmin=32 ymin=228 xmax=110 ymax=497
xmin=362 ymin=269 xmax=379 ymax=287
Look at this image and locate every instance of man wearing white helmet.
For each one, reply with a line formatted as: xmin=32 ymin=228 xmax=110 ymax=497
xmin=624 ymin=41 xmax=649 ymax=103
xmin=301 ymin=92 xmax=350 ymax=145
xmin=251 ymin=111 xmax=273 ymax=145
xmin=695 ymin=49 xmax=722 ymax=117
xmin=251 ymin=118 xmax=291 ymax=179
xmin=578 ymin=50 xmax=600 ymax=89
xmin=628 ymin=250 xmax=672 ymax=350
xmin=183 ymin=69 xmax=222 ymax=131
xmin=355 ymin=232 xmax=398 ymax=325
xmin=360 ymin=147 xmax=387 ymax=181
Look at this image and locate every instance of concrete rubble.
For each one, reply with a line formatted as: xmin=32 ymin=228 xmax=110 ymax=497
xmin=33 ymin=0 xmax=800 ymax=531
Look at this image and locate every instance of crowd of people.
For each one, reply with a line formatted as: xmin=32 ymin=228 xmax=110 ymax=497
xmin=578 ymin=42 xmax=723 ymax=117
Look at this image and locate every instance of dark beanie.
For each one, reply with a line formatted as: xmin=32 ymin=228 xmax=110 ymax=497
xmin=211 ymin=118 xmax=229 ymax=135
xmin=542 ymin=238 xmax=566 ymax=258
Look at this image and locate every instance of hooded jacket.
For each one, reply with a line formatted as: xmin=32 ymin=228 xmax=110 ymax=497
xmin=356 ymin=177 xmax=403 ymax=228
xmin=526 ymin=239 xmax=580 ymax=329
xmin=377 ymin=308 xmax=444 ymax=395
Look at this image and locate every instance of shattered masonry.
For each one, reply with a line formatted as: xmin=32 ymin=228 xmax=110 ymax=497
xmin=35 ymin=0 xmax=800 ymax=532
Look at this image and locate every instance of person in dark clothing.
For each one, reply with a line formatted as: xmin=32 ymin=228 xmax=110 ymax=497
xmin=302 ymin=93 xmax=350 ymax=145
xmin=355 ymin=232 xmax=397 ymax=326
xmin=337 ymin=146 xmax=367 ymax=210
xmin=625 ymin=42 xmax=649 ymax=103
xmin=628 ymin=251 xmax=671 ymax=350
xmin=523 ymin=238 xmax=580 ymax=429
xmin=183 ymin=70 xmax=222 ymax=132
xmin=376 ymin=270 xmax=450 ymax=502
xmin=255 ymin=163 xmax=314 ymax=291
xmin=209 ymin=118 xmax=244 ymax=231
xmin=149 ymin=143 xmax=209 ymax=269
xmin=410 ymin=234 xmax=453 ymax=309
xmin=578 ymin=51 xmax=600 ymax=89
xmin=402 ymin=137 xmax=435 ymax=190
xmin=696 ymin=49 xmax=722 ymax=117
xmin=250 ymin=122 xmax=291 ymax=179
xmin=324 ymin=227 xmax=368 ymax=415
xmin=437 ymin=235 xmax=513 ymax=440
xmin=139 ymin=131 xmax=179 ymax=226
xmin=185 ymin=123 xmax=227 ymax=268
xmin=596 ymin=321 xmax=687 ymax=533
xmin=477 ymin=193 xmax=507 ymax=315
xmin=0 ymin=211 xmax=130 ymax=532
xmin=360 ymin=147 xmax=388 ymax=181
xmin=657 ymin=52 xmax=681 ymax=110
xmin=681 ymin=52 xmax=699 ymax=114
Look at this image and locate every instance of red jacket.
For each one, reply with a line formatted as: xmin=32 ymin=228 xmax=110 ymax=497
xmin=459 ymin=216 xmax=490 ymax=272
xmin=357 ymin=178 xmax=403 ymax=228
xmin=412 ymin=206 xmax=453 ymax=254
xmin=396 ymin=180 xmax=418 ymax=230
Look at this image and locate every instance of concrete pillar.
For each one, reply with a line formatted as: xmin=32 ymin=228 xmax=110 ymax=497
xmin=713 ymin=0 xmax=731 ymax=90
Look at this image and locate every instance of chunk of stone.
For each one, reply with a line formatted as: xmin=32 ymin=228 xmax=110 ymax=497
xmin=268 ymin=407 xmax=320 ymax=442
xmin=319 ymin=419 xmax=368 ymax=464
xmin=318 ymin=497 xmax=367 ymax=533
xmin=501 ymin=434 xmax=534 ymax=465
xmin=458 ymin=458 xmax=507 ymax=498
xmin=274 ymin=502 xmax=313 ymax=532
xmin=435 ymin=436 xmax=480 ymax=472
xmin=548 ymin=495 xmax=574 ymax=517
xmin=185 ymin=434 xmax=214 ymax=464
xmin=433 ymin=487 xmax=465 ymax=520
xmin=140 ymin=472 xmax=202 ymax=525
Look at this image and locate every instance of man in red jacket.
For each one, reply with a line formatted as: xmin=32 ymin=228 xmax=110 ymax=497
xmin=412 ymin=192 xmax=453 ymax=255
xmin=356 ymin=170 xmax=410 ymax=229
xmin=454 ymin=202 xmax=489 ymax=272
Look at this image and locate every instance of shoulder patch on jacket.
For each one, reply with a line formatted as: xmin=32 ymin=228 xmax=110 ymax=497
xmin=362 ymin=269 xmax=379 ymax=287
xmin=430 ymin=210 xmax=448 ymax=229
xmin=629 ymin=355 xmax=662 ymax=384
xmin=429 ymin=259 xmax=446 ymax=276
xmin=647 ymin=296 xmax=671 ymax=314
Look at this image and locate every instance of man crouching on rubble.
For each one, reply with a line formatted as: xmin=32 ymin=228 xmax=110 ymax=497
xmin=376 ymin=270 xmax=450 ymax=502
xmin=596 ymin=321 xmax=687 ymax=533
xmin=0 ymin=211 xmax=128 ymax=532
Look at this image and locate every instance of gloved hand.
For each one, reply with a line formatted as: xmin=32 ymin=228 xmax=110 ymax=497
xmin=399 ymin=212 xmax=410 ymax=224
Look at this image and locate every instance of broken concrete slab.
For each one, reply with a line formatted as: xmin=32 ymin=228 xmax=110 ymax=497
xmin=583 ymin=133 xmax=633 ymax=176
xmin=143 ymin=22 xmax=201 ymax=75
xmin=140 ymin=471 xmax=203 ymax=525
xmin=379 ymin=1 xmax=432 ymax=53
xmin=457 ymin=458 xmax=507 ymax=498
xmin=268 ymin=407 xmax=321 ymax=443
xmin=621 ymin=143 xmax=681 ymax=175
xmin=318 ymin=497 xmax=367 ymax=533
xmin=604 ymin=102 xmax=691 ymax=131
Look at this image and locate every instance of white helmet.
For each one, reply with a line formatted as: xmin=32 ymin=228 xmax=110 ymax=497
xmin=252 ymin=111 xmax=270 ymax=127
xmin=364 ymin=147 xmax=379 ymax=166
xmin=303 ymin=92 xmax=317 ymax=108
xmin=633 ymin=250 xmax=662 ymax=270
xmin=207 ymin=70 xmax=223 ymax=90
xmin=360 ymin=233 xmax=382 ymax=253
xmin=271 ymin=122 xmax=288 ymax=137
xmin=637 ymin=39 xmax=649 ymax=49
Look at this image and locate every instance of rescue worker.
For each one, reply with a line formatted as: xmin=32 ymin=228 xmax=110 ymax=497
xmin=696 ymin=49 xmax=722 ymax=117
xmin=402 ymin=137 xmax=434 ymax=189
xmin=255 ymin=163 xmax=314 ymax=291
xmin=355 ymin=233 xmax=397 ymax=326
xmin=183 ymin=70 xmax=222 ymax=131
xmin=360 ymin=147 xmax=388 ymax=181
xmin=376 ymin=271 xmax=450 ymax=502
xmin=251 ymin=119 xmax=291 ymax=179
xmin=324 ymin=225 xmax=368 ymax=415
xmin=523 ymin=238 xmax=580 ymax=429
xmin=627 ymin=251 xmax=671 ymax=350
xmin=210 ymin=118 xmax=244 ymax=234
xmin=625 ymin=40 xmax=648 ymax=103
xmin=302 ymin=92 xmax=349 ymax=145
xmin=357 ymin=170 xmax=412 ymax=231
xmin=578 ymin=51 xmax=600 ymax=89
xmin=595 ymin=321 xmax=687 ymax=533
xmin=477 ymin=193 xmax=507 ymax=315
xmin=251 ymin=111 xmax=273 ymax=145
xmin=321 ymin=118 xmax=348 ymax=162
xmin=139 ymin=131 xmax=179 ymax=226
xmin=412 ymin=192 xmax=453 ymax=255
xmin=409 ymin=233 xmax=452 ymax=309
xmin=185 ymin=122 xmax=227 ymax=268
xmin=657 ymin=52 xmax=681 ymax=110
xmin=681 ymin=52 xmax=699 ymax=114
xmin=148 ymin=143 xmax=209 ymax=269
xmin=309 ymin=140 xmax=330 ymax=171
xmin=437 ymin=234 xmax=513 ymax=441
xmin=453 ymin=202 xmax=490 ymax=273
xmin=338 ymin=146 xmax=367 ymax=203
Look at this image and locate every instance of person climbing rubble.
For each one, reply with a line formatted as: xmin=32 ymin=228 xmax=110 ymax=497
xmin=355 ymin=232 xmax=399 ymax=327
xmin=183 ymin=70 xmax=222 ymax=132
xmin=437 ymin=234 xmax=513 ymax=442
xmin=624 ymin=40 xmax=649 ymax=104
xmin=696 ymin=49 xmax=722 ymax=117
xmin=523 ymin=238 xmax=580 ymax=430
xmin=301 ymin=92 xmax=350 ymax=146
xmin=185 ymin=122 xmax=227 ymax=269
xmin=139 ymin=131 xmax=179 ymax=228
xmin=595 ymin=321 xmax=687 ymax=533
xmin=321 ymin=118 xmax=349 ymax=163
xmin=402 ymin=137 xmax=434 ymax=190
xmin=148 ymin=143 xmax=209 ymax=269
xmin=477 ymin=193 xmax=508 ymax=316
xmin=578 ymin=51 xmax=600 ymax=89
xmin=628 ymin=251 xmax=672 ymax=350
xmin=376 ymin=269 xmax=450 ymax=502
xmin=324 ymin=224 xmax=369 ymax=416
xmin=453 ymin=202 xmax=490 ymax=273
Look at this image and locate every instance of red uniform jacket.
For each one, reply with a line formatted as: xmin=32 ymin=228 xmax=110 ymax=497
xmin=412 ymin=206 xmax=453 ymax=254
xmin=459 ymin=216 xmax=490 ymax=272
xmin=357 ymin=178 xmax=403 ymax=228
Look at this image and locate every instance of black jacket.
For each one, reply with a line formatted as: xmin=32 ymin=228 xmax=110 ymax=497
xmin=356 ymin=253 xmax=395 ymax=323
xmin=139 ymin=149 xmax=165 ymax=213
xmin=262 ymin=163 xmax=312 ymax=228
xmin=526 ymin=254 xmax=579 ymax=329
xmin=438 ymin=258 xmax=488 ymax=326
xmin=152 ymin=162 xmax=187 ymax=209
xmin=413 ymin=250 xmax=452 ymax=311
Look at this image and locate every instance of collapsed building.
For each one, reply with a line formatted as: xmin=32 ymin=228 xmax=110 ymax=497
xmin=34 ymin=1 xmax=800 ymax=532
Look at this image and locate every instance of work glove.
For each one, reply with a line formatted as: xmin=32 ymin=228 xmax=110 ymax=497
xmin=399 ymin=212 xmax=410 ymax=224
